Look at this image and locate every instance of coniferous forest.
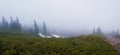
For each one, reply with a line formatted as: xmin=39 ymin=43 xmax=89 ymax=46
xmin=0 ymin=16 xmax=48 ymax=36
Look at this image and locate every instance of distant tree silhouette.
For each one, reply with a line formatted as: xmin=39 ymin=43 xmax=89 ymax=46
xmin=10 ymin=16 xmax=15 ymax=31
xmin=1 ymin=16 xmax=9 ymax=31
xmin=42 ymin=21 xmax=48 ymax=36
xmin=10 ymin=16 xmax=22 ymax=32
xmin=96 ymin=27 xmax=102 ymax=35
xmin=0 ymin=16 xmax=51 ymax=36
xmin=112 ymin=30 xmax=120 ymax=38
xmin=15 ymin=17 xmax=22 ymax=32
xmin=34 ymin=20 xmax=39 ymax=36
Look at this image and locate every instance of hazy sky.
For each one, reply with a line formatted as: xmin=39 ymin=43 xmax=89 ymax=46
xmin=0 ymin=0 xmax=120 ymax=33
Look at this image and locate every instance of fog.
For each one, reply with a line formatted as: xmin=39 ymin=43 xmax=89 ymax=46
xmin=0 ymin=0 xmax=120 ymax=35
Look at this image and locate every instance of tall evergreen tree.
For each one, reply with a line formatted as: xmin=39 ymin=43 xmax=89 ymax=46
xmin=1 ymin=16 xmax=9 ymax=30
xmin=15 ymin=17 xmax=22 ymax=32
xmin=34 ymin=20 xmax=39 ymax=36
xmin=10 ymin=17 xmax=22 ymax=32
xmin=42 ymin=21 xmax=48 ymax=36
xmin=96 ymin=27 xmax=102 ymax=35
xmin=10 ymin=16 xmax=15 ymax=31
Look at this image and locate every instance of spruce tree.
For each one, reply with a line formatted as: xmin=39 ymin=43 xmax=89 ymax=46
xmin=15 ymin=17 xmax=22 ymax=32
xmin=1 ymin=16 xmax=9 ymax=31
xmin=42 ymin=21 xmax=48 ymax=36
xmin=10 ymin=16 xmax=15 ymax=31
xmin=10 ymin=16 xmax=22 ymax=32
xmin=97 ymin=27 xmax=102 ymax=35
xmin=34 ymin=20 xmax=39 ymax=36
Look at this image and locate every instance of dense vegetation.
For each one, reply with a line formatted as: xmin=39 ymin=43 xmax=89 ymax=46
xmin=0 ymin=32 xmax=118 ymax=55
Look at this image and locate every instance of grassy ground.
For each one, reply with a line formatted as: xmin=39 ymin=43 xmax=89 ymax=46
xmin=0 ymin=33 xmax=118 ymax=55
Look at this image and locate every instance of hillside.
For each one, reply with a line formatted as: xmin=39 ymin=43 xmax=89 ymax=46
xmin=0 ymin=33 xmax=118 ymax=55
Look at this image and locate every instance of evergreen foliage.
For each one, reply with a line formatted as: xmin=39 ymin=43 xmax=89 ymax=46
xmin=0 ymin=16 xmax=43 ymax=36
xmin=42 ymin=21 xmax=48 ymax=36
xmin=33 ymin=20 xmax=39 ymax=36
xmin=93 ymin=27 xmax=103 ymax=35
xmin=1 ymin=16 xmax=9 ymax=30
xmin=0 ymin=33 xmax=118 ymax=55
xmin=9 ymin=17 xmax=22 ymax=32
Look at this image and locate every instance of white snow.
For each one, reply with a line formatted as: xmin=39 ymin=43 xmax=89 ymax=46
xmin=38 ymin=33 xmax=62 ymax=38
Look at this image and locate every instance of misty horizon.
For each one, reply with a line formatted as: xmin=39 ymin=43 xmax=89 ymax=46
xmin=0 ymin=0 xmax=120 ymax=55
xmin=0 ymin=0 xmax=120 ymax=36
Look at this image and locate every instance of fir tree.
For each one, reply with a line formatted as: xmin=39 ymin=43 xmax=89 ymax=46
xmin=34 ymin=20 xmax=39 ymax=36
xmin=42 ymin=21 xmax=48 ymax=36
xmin=10 ymin=16 xmax=15 ymax=31
xmin=96 ymin=27 xmax=102 ymax=35
xmin=10 ymin=16 xmax=22 ymax=32
xmin=15 ymin=17 xmax=22 ymax=32
xmin=1 ymin=16 xmax=9 ymax=31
